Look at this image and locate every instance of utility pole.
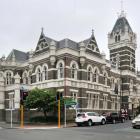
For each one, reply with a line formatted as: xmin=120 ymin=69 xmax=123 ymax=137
xmin=64 ymin=56 xmax=67 ymax=128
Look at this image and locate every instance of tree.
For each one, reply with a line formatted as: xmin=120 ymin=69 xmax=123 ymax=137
xmin=25 ymin=88 xmax=56 ymax=119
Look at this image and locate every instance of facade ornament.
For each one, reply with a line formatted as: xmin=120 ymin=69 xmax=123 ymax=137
xmin=80 ymin=42 xmax=86 ymax=66
xmin=29 ymin=64 xmax=34 ymax=71
xmin=49 ymin=40 xmax=56 ymax=65
xmin=14 ymin=73 xmax=21 ymax=84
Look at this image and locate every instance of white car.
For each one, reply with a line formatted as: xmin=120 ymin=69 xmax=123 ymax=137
xmin=75 ymin=112 xmax=106 ymax=126
xmin=132 ymin=114 xmax=140 ymax=128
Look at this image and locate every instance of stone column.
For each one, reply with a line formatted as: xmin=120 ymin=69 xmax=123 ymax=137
xmin=14 ymin=73 xmax=21 ymax=109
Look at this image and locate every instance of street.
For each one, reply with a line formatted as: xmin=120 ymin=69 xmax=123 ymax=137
xmin=0 ymin=121 xmax=140 ymax=140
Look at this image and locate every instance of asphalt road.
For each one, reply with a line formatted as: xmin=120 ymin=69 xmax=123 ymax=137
xmin=0 ymin=121 xmax=140 ymax=140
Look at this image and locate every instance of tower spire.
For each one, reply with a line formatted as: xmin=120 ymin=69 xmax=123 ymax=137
xmin=121 ymin=0 xmax=124 ymax=12
xmin=119 ymin=0 xmax=126 ymax=18
xmin=41 ymin=27 xmax=44 ymax=35
xmin=91 ymin=28 xmax=94 ymax=36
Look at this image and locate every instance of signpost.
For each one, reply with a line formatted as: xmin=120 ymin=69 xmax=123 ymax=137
xmin=64 ymin=99 xmax=77 ymax=127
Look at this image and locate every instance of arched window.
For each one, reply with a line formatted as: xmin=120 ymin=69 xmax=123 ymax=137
xmin=71 ymin=63 xmax=77 ymax=79
xmin=37 ymin=68 xmax=42 ymax=82
xmin=93 ymin=68 xmax=99 ymax=83
xmin=115 ymin=35 xmax=121 ymax=42
xmin=23 ymin=72 xmax=28 ymax=84
xmin=103 ymin=72 xmax=108 ymax=85
xmin=43 ymin=66 xmax=48 ymax=80
xmin=110 ymin=78 xmax=115 ymax=89
xmin=115 ymin=36 xmax=117 ymax=42
xmin=6 ymin=72 xmax=12 ymax=85
xmin=118 ymin=35 xmax=120 ymax=41
xmin=58 ymin=63 xmax=64 ymax=78
xmin=87 ymin=67 xmax=92 ymax=82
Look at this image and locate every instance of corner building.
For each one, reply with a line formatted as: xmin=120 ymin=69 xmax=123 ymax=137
xmin=0 ymin=13 xmax=140 ymax=122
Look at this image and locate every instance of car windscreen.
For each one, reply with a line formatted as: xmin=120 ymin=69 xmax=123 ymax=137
xmin=77 ymin=114 xmax=85 ymax=117
xmin=111 ymin=113 xmax=117 ymax=115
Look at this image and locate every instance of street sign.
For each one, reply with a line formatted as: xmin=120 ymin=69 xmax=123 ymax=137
xmin=65 ymin=100 xmax=77 ymax=106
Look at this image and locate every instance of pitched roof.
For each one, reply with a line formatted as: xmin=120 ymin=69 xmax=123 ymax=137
xmin=80 ymin=33 xmax=100 ymax=56
xmin=58 ymin=38 xmax=78 ymax=50
xmin=111 ymin=16 xmax=133 ymax=34
xmin=33 ymin=31 xmax=57 ymax=56
xmin=6 ymin=49 xmax=29 ymax=62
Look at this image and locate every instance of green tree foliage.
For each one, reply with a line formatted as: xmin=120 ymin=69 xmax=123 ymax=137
xmin=25 ymin=88 xmax=57 ymax=119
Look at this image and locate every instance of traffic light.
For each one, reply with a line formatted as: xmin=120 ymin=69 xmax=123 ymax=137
xmin=20 ymin=89 xmax=28 ymax=105
xmin=56 ymin=92 xmax=63 ymax=100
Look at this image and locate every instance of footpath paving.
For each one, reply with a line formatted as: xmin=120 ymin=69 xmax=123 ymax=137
xmin=0 ymin=122 xmax=76 ymax=130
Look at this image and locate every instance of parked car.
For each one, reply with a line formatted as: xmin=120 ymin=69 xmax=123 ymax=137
xmin=104 ymin=112 xmax=125 ymax=124
xmin=75 ymin=112 xmax=106 ymax=126
xmin=132 ymin=114 xmax=140 ymax=128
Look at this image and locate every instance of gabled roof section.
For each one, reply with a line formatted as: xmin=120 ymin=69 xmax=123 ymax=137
xmin=111 ymin=15 xmax=133 ymax=35
xmin=58 ymin=38 xmax=78 ymax=50
xmin=80 ymin=31 xmax=100 ymax=56
xmin=6 ymin=49 xmax=29 ymax=62
xmin=34 ymin=29 xmax=57 ymax=56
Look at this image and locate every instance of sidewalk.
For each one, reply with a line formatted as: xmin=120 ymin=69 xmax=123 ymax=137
xmin=0 ymin=122 xmax=76 ymax=129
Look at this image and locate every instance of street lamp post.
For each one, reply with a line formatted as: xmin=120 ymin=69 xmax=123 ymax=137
xmin=8 ymin=92 xmax=14 ymax=128
xmin=64 ymin=56 xmax=67 ymax=128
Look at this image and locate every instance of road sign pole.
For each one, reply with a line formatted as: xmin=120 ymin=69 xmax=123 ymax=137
xmin=10 ymin=99 xmax=13 ymax=128
xmin=58 ymin=99 xmax=61 ymax=128
xmin=20 ymin=104 xmax=24 ymax=128
xmin=64 ymin=104 xmax=66 ymax=127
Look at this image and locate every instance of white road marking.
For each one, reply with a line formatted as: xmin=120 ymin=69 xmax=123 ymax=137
xmin=17 ymin=127 xmax=58 ymax=130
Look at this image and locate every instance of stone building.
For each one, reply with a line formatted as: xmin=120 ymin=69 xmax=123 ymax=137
xmin=0 ymin=12 xmax=140 ymax=122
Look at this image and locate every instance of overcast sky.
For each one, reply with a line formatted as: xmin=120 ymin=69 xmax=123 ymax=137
xmin=0 ymin=0 xmax=140 ymax=68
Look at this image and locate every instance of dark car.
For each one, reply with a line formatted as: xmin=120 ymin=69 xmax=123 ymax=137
xmin=105 ymin=112 xmax=125 ymax=124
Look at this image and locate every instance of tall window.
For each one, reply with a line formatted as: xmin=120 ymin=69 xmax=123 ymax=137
xmin=115 ymin=35 xmax=121 ymax=42
xmin=94 ymin=94 xmax=99 ymax=109
xmin=43 ymin=66 xmax=48 ymax=80
xmin=103 ymin=96 xmax=108 ymax=109
xmin=93 ymin=69 xmax=99 ymax=83
xmin=23 ymin=72 xmax=28 ymax=84
xmin=103 ymin=72 xmax=108 ymax=85
xmin=111 ymin=78 xmax=115 ymax=90
xmin=87 ymin=67 xmax=92 ymax=82
xmin=37 ymin=68 xmax=42 ymax=82
xmin=6 ymin=72 xmax=12 ymax=85
xmin=58 ymin=63 xmax=64 ymax=78
xmin=71 ymin=63 xmax=77 ymax=79
xmin=87 ymin=93 xmax=93 ymax=109
xmin=111 ymin=97 xmax=115 ymax=110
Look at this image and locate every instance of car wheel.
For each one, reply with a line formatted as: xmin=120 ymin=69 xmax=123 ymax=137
xmin=101 ymin=119 xmax=106 ymax=125
xmin=133 ymin=126 xmax=136 ymax=129
xmin=112 ymin=119 xmax=116 ymax=124
xmin=88 ymin=120 xmax=92 ymax=127
xmin=77 ymin=123 xmax=82 ymax=127
xmin=121 ymin=118 xmax=125 ymax=123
